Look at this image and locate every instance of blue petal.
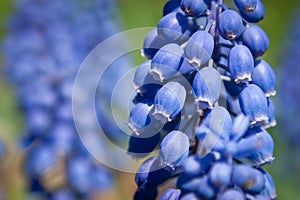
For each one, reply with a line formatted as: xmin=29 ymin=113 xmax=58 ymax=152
xmin=157 ymin=11 xmax=190 ymax=43
xmin=151 ymin=43 xmax=184 ymax=81
xmin=142 ymin=28 xmax=168 ymax=59
xmin=196 ymin=106 xmax=232 ymax=151
xmin=229 ymin=45 xmax=254 ymax=83
xmin=234 ymin=0 xmax=257 ymax=11
xmin=218 ymin=10 xmax=244 ymax=40
xmin=184 ymin=31 xmax=214 ymax=66
xmin=242 ymin=25 xmax=269 ymax=57
xmin=192 ymin=67 xmax=222 ymax=109
xmin=239 ymin=84 xmax=268 ymax=126
xmin=159 ymin=131 xmax=189 ymax=168
xmin=154 ymin=82 xmax=186 ymax=122
xmin=251 ymin=59 xmax=276 ymax=97
xmin=182 ymin=153 xmax=216 ymax=177
xmin=231 ymin=114 xmax=250 ymax=141
xmin=240 ymin=0 xmax=265 ymax=23
xmin=234 ymin=127 xmax=274 ymax=166
xmin=196 ymin=175 xmax=216 ymax=199
xmin=219 ymin=189 xmax=246 ymax=200
xmin=209 ymin=162 xmax=232 ymax=188
xmin=264 ymin=98 xmax=276 ymax=128
xmin=181 ymin=0 xmax=207 ymax=17
xmin=260 ymin=170 xmax=277 ymax=199
xmin=233 ymin=164 xmax=266 ymax=194
xmin=226 ymin=93 xmax=242 ymax=116
xmin=160 ymin=189 xmax=181 ymax=200
xmin=133 ymin=60 xmax=154 ymax=90
xmin=127 ymin=101 xmax=153 ymax=134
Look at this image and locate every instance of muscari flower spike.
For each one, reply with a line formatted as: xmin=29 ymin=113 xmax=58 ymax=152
xmin=129 ymin=0 xmax=278 ymax=199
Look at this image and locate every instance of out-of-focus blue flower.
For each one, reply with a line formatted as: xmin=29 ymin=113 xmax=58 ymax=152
xmin=2 ymin=0 xmax=133 ymax=199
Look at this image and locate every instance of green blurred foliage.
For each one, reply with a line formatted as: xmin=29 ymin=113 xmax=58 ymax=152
xmin=0 ymin=0 xmax=24 ymax=139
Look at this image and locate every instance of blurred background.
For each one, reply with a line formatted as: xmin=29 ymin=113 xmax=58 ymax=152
xmin=0 ymin=0 xmax=300 ymax=199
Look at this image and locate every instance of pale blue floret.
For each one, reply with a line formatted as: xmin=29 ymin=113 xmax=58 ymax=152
xmin=229 ymin=45 xmax=254 ymax=84
xmin=159 ymin=130 xmax=190 ymax=168
xmin=184 ymin=30 xmax=214 ymax=66
xmin=239 ymin=84 xmax=269 ymax=126
xmin=251 ymin=59 xmax=276 ymax=97
xmin=192 ymin=67 xmax=222 ymax=109
xmin=154 ymin=82 xmax=186 ymax=122
xmin=242 ymin=25 xmax=269 ymax=57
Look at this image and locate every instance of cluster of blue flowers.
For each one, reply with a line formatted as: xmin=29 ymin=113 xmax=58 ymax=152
xmin=128 ymin=0 xmax=277 ymax=199
xmin=2 ymin=0 xmax=131 ymax=199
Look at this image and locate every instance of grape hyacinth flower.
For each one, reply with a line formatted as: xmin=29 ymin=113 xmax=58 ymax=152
xmin=2 ymin=0 xmax=132 ymax=199
xmin=128 ymin=0 xmax=277 ymax=199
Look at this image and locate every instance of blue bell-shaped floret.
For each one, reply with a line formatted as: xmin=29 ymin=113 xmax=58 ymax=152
xmin=184 ymin=30 xmax=214 ymax=66
xmin=133 ymin=60 xmax=154 ymax=90
xmin=151 ymin=43 xmax=184 ymax=81
xmin=234 ymin=0 xmax=257 ymax=12
xmin=153 ymin=82 xmax=186 ymax=122
xmin=242 ymin=25 xmax=269 ymax=57
xmin=127 ymin=100 xmax=154 ymax=134
xmin=239 ymin=84 xmax=268 ymax=126
xmin=142 ymin=28 xmax=169 ymax=59
xmin=240 ymin=0 xmax=265 ymax=23
xmin=159 ymin=130 xmax=189 ymax=168
xmin=196 ymin=106 xmax=232 ymax=151
xmin=259 ymin=170 xmax=277 ymax=199
xmin=132 ymin=60 xmax=161 ymax=101
xmin=218 ymin=10 xmax=244 ymax=40
xmin=251 ymin=59 xmax=276 ymax=97
xmin=229 ymin=44 xmax=254 ymax=83
xmin=234 ymin=127 xmax=274 ymax=166
xmin=181 ymin=0 xmax=207 ymax=17
xmin=232 ymin=164 xmax=266 ymax=194
xmin=208 ymin=162 xmax=232 ymax=188
xmin=192 ymin=67 xmax=222 ymax=109
xmin=157 ymin=11 xmax=190 ymax=43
